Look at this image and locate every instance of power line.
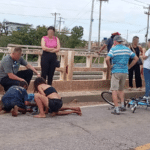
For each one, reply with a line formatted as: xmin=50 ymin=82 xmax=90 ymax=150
xmin=67 ymin=0 xmax=91 ymax=27
xmin=121 ymin=0 xmax=145 ymax=7
xmin=0 ymin=11 xmax=143 ymax=27
xmin=0 ymin=2 xmax=80 ymax=12
xmin=134 ymin=0 xmax=149 ymax=5
xmin=0 ymin=12 xmax=53 ymax=18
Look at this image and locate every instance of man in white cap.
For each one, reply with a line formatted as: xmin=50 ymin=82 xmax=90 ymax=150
xmin=105 ymin=35 xmax=138 ymax=115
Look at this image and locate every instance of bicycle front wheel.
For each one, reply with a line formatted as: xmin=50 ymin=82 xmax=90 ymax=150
xmin=101 ymin=91 xmax=114 ymax=107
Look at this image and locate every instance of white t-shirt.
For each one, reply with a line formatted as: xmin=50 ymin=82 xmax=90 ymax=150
xmin=143 ymin=48 xmax=150 ymax=69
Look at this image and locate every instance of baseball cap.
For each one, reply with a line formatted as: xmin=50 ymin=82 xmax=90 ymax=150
xmin=113 ymin=35 xmax=124 ymax=42
xmin=112 ymin=32 xmax=121 ymax=35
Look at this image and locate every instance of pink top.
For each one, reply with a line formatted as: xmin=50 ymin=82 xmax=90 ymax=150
xmin=43 ymin=36 xmax=57 ymax=48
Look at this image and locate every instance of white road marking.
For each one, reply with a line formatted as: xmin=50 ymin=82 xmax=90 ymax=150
xmin=80 ymin=104 xmax=110 ymax=108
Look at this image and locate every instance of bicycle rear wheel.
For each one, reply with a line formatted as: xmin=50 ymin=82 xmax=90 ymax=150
xmin=101 ymin=91 xmax=114 ymax=107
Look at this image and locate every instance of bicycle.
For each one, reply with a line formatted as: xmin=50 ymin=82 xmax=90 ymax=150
xmin=128 ymin=97 xmax=150 ymax=113
xmin=101 ymin=91 xmax=150 ymax=113
xmin=101 ymin=91 xmax=129 ymax=110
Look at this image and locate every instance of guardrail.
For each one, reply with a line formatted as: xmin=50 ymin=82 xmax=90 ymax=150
xmin=0 ymin=44 xmax=110 ymax=81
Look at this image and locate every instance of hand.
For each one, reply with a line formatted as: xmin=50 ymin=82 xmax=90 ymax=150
xmin=37 ymin=74 xmax=41 ymax=77
xmin=128 ymin=66 xmax=131 ymax=70
xmin=110 ymin=65 xmax=113 ymax=69
xmin=96 ymin=51 xmax=101 ymax=55
xmin=20 ymin=78 xmax=26 ymax=82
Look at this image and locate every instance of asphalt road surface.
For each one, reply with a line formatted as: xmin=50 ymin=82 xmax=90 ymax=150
xmin=0 ymin=105 xmax=150 ymax=150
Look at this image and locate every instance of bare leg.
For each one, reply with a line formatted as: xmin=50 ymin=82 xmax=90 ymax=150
xmin=34 ymin=93 xmax=49 ymax=118
xmin=51 ymin=110 xmax=82 ymax=117
xmin=59 ymin=107 xmax=81 ymax=112
xmin=117 ymin=90 xmax=124 ymax=104
xmin=112 ymin=91 xmax=119 ymax=107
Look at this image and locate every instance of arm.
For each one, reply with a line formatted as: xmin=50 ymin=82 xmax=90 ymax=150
xmin=26 ymin=64 xmax=40 ymax=77
xmin=8 ymin=73 xmax=25 ymax=81
xmin=2 ymin=60 xmax=25 ymax=81
xmin=50 ymin=38 xmax=60 ymax=53
xmin=143 ymin=48 xmax=148 ymax=60
xmin=138 ymin=46 xmax=143 ymax=56
xmin=41 ymin=38 xmax=55 ymax=52
xmin=128 ymin=56 xmax=139 ymax=69
xmin=106 ymin=56 xmax=111 ymax=69
xmin=38 ymin=86 xmax=46 ymax=96
xmin=98 ymin=44 xmax=107 ymax=54
xmin=25 ymin=101 xmax=37 ymax=107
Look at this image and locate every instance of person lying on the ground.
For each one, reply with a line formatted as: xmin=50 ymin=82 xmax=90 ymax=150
xmin=0 ymin=47 xmax=40 ymax=92
xmin=26 ymin=93 xmax=38 ymax=114
xmin=33 ymin=77 xmax=82 ymax=118
xmin=0 ymin=81 xmax=37 ymax=117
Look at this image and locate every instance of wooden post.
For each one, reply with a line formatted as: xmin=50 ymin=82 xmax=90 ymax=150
xmin=86 ymin=56 xmax=92 ymax=68
xmin=67 ymin=51 xmax=75 ymax=81
xmin=60 ymin=51 xmax=68 ymax=81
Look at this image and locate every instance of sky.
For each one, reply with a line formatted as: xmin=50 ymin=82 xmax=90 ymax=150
xmin=0 ymin=0 xmax=150 ymax=43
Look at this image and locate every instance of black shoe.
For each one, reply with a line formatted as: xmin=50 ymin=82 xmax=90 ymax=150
xmin=120 ymin=107 xmax=126 ymax=112
xmin=111 ymin=110 xmax=120 ymax=115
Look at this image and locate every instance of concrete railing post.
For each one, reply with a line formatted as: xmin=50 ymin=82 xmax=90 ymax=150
xmin=103 ymin=57 xmax=107 ymax=80
xmin=37 ymin=53 xmax=41 ymax=67
xmin=86 ymin=56 xmax=92 ymax=68
xmin=67 ymin=51 xmax=75 ymax=81
xmin=60 ymin=51 xmax=68 ymax=81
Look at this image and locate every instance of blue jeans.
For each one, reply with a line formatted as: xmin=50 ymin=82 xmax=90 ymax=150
xmin=144 ymin=68 xmax=150 ymax=97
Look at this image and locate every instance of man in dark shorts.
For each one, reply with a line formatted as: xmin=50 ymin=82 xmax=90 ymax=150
xmin=0 ymin=47 xmax=40 ymax=91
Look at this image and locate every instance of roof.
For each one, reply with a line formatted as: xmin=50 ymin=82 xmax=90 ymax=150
xmin=4 ymin=21 xmax=31 ymax=26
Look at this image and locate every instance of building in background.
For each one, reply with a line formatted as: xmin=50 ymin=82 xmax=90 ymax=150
xmin=1 ymin=19 xmax=31 ymax=35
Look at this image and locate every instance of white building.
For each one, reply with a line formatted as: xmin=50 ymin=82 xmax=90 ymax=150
xmin=3 ymin=20 xmax=31 ymax=35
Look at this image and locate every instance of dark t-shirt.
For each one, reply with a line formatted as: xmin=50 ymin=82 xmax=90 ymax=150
xmin=0 ymin=55 xmax=27 ymax=81
xmin=2 ymin=86 xmax=28 ymax=109
xmin=106 ymin=37 xmax=114 ymax=52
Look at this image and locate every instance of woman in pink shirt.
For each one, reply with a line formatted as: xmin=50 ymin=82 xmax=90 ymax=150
xmin=41 ymin=26 xmax=60 ymax=85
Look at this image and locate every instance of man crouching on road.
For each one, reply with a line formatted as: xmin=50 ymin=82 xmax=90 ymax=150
xmin=105 ymin=35 xmax=138 ymax=115
xmin=0 ymin=47 xmax=40 ymax=92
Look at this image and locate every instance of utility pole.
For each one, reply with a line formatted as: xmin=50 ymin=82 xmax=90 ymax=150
xmin=98 ymin=0 xmax=102 ymax=48
xmin=144 ymin=5 xmax=150 ymax=43
xmin=51 ymin=12 xmax=60 ymax=28
xmin=97 ymin=0 xmax=109 ymax=48
xmin=88 ymin=0 xmax=95 ymax=51
xmin=57 ymin=17 xmax=65 ymax=34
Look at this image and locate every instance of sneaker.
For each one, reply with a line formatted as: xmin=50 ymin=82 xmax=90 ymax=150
xmin=128 ymin=87 xmax=133 ymax=91
xmin=120 ymin=107 xmax=126 ymax=112
xmin=136 ymin=88 xmax=142 ymax=91
xmin=143 ymin=96 xmax=150 ymax=99
xmin=111 ymin=110 xmax=120 ymax=115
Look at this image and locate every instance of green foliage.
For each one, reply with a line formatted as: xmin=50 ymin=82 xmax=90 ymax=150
xmin=67 ymin=26 xmax=85 ymax=48
xmin=0 ymin=25 xmax=86 ymax=48
xmin=74 ymin=56 xmax=86 ymax=63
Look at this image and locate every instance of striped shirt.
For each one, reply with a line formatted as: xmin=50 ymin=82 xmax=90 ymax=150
xmin=107 ymin=44 xmax=136 ymax=74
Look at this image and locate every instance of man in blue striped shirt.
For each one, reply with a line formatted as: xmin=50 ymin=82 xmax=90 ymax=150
xmin=106 ymin=35 xmax=138 ymax=115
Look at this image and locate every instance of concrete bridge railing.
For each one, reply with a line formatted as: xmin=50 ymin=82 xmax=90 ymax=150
xmin=0 ymin=44 xmax=110 ymax=81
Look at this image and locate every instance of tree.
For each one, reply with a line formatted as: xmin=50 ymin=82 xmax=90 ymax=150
xmin=67 ymin=26 xmax=85 ymax=48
